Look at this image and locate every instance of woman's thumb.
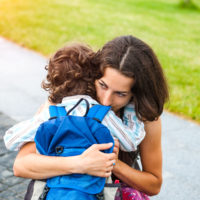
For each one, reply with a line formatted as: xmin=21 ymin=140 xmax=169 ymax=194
xmin=95 ymin=143 xmax=113 ymax=151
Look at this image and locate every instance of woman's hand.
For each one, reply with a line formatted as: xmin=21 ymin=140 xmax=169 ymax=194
xmin=113 ymin=138 xmax=119 ymax=166
xmin=79 ymin=143 xmax=116 ymax=177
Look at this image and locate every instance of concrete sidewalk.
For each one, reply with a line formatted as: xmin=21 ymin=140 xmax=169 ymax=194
xmin=0 ymin=112 xmax=30 ymax=200
xmin=0 ymin=37 xmax=47 ymax=121
xmin=0 ymin=37 xmax=200 ymax=199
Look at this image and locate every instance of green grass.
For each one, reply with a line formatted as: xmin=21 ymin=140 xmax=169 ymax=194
xmin=0 ymin=0 xmax=199 ymax=122
xmin=179 ymin=0 xmax=199 ymax=10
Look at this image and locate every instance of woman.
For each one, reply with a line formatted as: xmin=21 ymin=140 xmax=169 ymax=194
xmin=93 ymin=35 xmax=168 ymax=196
xmin=6 ymin=35 xmax=168 ymax=197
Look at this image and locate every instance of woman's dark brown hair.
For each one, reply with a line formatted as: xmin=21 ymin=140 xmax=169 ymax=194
xmin=42 ymin=44 xmax=100 ymax=103
xmin=93 ymin=35 xmax=169 ymax=121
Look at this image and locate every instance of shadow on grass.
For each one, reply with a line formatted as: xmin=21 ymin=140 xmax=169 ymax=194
xmin=134 ymin=1 xmax=200 ymax=14
xmin=178 ymin=1 xmax=200 ymax=12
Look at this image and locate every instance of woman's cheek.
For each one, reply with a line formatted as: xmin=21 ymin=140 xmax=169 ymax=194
xmin=96 ymin=86 xmax=104 ymax=104
xmin=113 ymin=99 xmax=126 ymax=112
xmin=116 ymin=96 xmax=132 ymax=110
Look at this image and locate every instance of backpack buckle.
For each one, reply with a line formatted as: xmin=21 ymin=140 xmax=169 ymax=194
xmin=55 ymin=146 xmax=64 ymax=154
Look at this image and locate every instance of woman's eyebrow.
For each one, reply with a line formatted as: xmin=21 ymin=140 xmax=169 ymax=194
xmin=99 ymin=80 xmax=107 ymax=86
xmin=100 ymin=80 xmax=129 ymax=94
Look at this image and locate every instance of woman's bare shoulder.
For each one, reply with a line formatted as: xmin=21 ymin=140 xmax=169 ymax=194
xmin=140 ymin=118 xmax=162 ymax=162
xmin=144 ymin=118 xmax=161 ymax=137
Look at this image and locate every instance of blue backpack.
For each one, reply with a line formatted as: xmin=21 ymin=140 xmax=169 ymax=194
xmin=34 ymin=98 xmax=114 ymax=200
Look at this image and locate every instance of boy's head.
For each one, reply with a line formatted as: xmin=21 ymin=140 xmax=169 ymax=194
xmin=42 ymin=44 xmax=100 ymax=103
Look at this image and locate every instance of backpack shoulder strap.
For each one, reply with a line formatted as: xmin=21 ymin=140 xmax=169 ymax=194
xmin=49 ymin=105 xmax=67 ymax=118
xmin=67 ymin=98 xmax=90 ymax=116
xmin=86 ymin=105 xmax=111 ymax=123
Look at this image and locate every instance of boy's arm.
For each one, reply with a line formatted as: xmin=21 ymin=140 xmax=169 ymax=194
xmin=103 ymin=108 xmax=145 ymax=152
xmin=4 ymin=103 xmax=49 ymax=151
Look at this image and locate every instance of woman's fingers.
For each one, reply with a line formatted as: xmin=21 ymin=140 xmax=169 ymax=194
xmin=114 ymin=138 xmax=120 ymax=147
xmin=107 ymin=160 xmax=115 ymax=168
xmin=92 ymin=143 xmax=114 ymax=151
xmin=113 ymin=147 xmax=118 ymax=154
xmin=104 ymin=171 xmax=112 ymax=177
xmin=107 ymin=152 xmax=115 ymax=160
xmin=113 ymin=139 xmax=119 ymax=161
xmin=80 ymin=144 xmax=116 ymax=177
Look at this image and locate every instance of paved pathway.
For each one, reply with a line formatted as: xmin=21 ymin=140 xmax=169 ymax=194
xmin=0 ymin=37 xmax=200 ymax=199
xmin=0 ymin=112 xmax=30 ymax=200
xmin=0 ymin=37 xmax=47 ymax=121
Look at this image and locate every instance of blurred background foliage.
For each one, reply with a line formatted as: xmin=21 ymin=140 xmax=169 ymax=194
xmin=0 ymin=0 xmax=199 ymax=122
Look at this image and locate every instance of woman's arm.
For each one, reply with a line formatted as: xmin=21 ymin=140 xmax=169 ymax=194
xmin=13 ymin=142 xmax=116 ymax=179
xmin=112 ymin=118 xmax=162 ymax=196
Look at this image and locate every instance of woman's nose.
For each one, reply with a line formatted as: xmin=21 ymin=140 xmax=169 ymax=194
xmin=102 ymin=92 xmax=112 ymax=106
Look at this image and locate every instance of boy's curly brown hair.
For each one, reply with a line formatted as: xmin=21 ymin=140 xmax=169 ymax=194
xmin=42 ymin=44 xmax=101 ymax=104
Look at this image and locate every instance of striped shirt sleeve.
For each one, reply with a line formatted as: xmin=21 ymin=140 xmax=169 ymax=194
xmin=3 ymin=108 xmax=49 ymax=151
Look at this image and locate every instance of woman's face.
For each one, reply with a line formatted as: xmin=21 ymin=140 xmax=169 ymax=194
xmin=95 ymin=67 xmax=134 ymax=113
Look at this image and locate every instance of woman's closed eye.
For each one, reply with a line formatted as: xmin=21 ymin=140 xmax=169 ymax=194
xmin=99 ymin=81 xmax=107 ymax=89
xmin=98 ymin=81 xmax=128 ymax=97
xmin=115 ymin=91 xmax=127 ymax=97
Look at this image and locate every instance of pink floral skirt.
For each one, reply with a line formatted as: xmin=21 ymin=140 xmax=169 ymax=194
xmin=115 ymin=183 xmax=150 ymax=200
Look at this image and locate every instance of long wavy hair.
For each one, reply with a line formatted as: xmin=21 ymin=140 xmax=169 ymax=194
xmin=92 ymin=35 xmax=169 ymax=121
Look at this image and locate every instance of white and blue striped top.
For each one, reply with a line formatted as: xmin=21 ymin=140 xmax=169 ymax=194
xmin=4 ymin=95 xmax=145 ymax=152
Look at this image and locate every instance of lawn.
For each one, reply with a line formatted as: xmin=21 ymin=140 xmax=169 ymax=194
xmin=0 ymin=0 xmax=199 ymax=122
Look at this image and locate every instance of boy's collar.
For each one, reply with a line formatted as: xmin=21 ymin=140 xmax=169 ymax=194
xmin=61 ymin=95 xmax=98 ymax=104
